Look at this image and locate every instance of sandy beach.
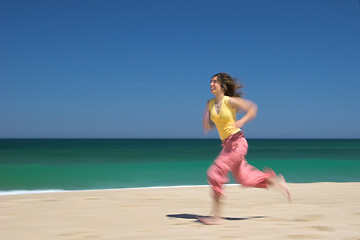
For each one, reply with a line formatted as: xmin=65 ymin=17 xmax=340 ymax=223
xmin=1 ymin=182 xmax=360 ymax=240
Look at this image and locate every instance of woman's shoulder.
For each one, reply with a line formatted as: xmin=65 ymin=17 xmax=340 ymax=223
xmin=225 ymin=96 xmax=242 ymax=108
xmin=225 ymin=95 xmax=241 ymax=101
xmin=224 ymin=95 xmax=235 ymax=104
xmin=207 ymin=98 xmax=215 ymax=105
xmin=206 ymin=98 xmax=215 ymax=109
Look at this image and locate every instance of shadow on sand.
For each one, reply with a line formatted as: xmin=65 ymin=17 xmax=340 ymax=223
xmin=167 ymin=213 xmax=267 ymax=222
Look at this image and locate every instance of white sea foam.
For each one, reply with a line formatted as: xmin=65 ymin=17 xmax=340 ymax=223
xmin=0 ymin=189 xmax=65 ymax=196
xmin=0 ymin=184 xmax=241 ymax=196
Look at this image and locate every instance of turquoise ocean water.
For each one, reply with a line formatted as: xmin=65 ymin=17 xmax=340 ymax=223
xmin=1 ymin=139 xmax=359 ymax=194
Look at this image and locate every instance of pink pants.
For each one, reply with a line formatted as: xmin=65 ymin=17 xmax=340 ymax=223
xmin=207 ymin=132 xmax=276 ymax=196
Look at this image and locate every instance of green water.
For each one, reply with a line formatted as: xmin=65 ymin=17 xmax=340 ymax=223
xmin=0 ymin=139 xmax=359 ymax=191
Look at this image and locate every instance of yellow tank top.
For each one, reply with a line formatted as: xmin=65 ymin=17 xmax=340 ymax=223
xmin=209 ymin=96 xmax=241 ymax=140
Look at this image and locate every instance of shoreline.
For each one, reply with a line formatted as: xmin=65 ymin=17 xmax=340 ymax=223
xmin=0 ymin=184 xmax=216 ymax=196
xmin=1 ymin=181 xmax=360 ymax=196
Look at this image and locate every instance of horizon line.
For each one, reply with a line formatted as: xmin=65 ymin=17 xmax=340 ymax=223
xmin=1 ymin=137 xmax=360 ymax=140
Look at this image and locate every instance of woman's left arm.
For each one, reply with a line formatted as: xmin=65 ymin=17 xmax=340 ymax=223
xmin=228 ymin=97 xmax=258 ymax=129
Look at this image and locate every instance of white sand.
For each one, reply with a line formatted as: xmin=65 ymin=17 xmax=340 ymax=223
xmin=1 ymin=183 xmax=360 ymax=240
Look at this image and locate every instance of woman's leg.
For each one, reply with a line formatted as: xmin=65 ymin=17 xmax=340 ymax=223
xmin=231 ymin=138 xmax=292 ymax=201
xmin=198 ymin=191 xmax=223 ymax=225
xmin=198 ymin=149 xmax=233 ymax=224
xmin=232 ymin=158 xmax=276 ymax=188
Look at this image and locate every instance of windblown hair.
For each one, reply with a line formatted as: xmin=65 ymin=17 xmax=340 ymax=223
xmin=213 ymin=72 xmax=244 ymax=98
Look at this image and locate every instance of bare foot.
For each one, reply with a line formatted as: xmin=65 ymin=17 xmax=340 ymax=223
xmin=197 ymin=216 xmax=223 ymax=225
xmin=269 ymin=175 xmax=292 ymax=202
xmin=277 ymin=174 xmax=292 ymax=202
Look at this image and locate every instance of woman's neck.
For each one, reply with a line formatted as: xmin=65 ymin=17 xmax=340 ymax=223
xmin=215 ymin=92 xmax=224 ymax=103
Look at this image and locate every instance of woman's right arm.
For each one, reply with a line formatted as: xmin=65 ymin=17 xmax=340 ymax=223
xmin=203 ymin=101 xmax=214 ymax=131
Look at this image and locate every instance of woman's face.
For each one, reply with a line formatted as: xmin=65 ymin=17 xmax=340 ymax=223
xmin=210 ymin=76 xmax=223 ymax=95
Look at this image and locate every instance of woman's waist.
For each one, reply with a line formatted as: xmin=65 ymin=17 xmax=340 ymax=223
xmin=221 ymin=129 xmax=243 ymax=144
xmin=217 ymin=123 xmax=240 ymax=140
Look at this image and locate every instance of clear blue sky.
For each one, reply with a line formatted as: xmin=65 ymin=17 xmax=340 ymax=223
xmin=1 ymin=0 xmax=359 ymax=139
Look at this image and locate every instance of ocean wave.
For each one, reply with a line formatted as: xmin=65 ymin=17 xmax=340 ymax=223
xmin=0 ymin=184 xmax=230 ymax=196
xmin=0 ymin=189 xmax=65 ymax=196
